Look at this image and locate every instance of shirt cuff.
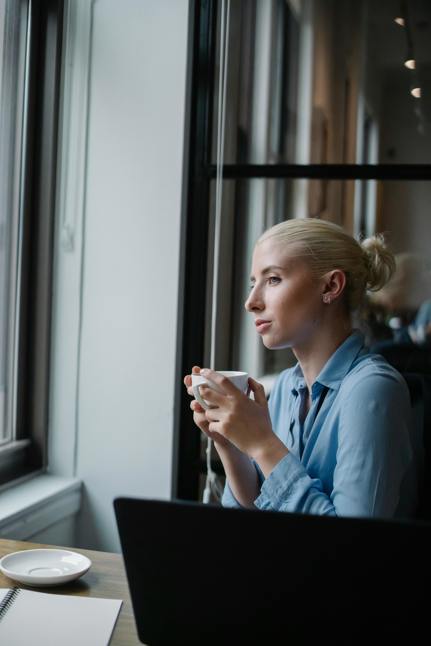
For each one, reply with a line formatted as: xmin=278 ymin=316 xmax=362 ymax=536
xmin=254 ymin=451 xmax=313 ymax=511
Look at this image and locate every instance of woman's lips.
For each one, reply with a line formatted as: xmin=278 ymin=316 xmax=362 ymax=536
xmin=255 ymin=320 xmax=271 ymax=334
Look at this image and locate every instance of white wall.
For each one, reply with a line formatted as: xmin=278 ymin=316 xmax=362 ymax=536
xmin=47 ymin=0 xmax=190 ymax=552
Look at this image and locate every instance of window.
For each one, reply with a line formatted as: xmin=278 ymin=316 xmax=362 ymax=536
xmin=0 ymin=0 xmax=28 ymax=445
xmin=0 ymin=0 xmax=64 ymax=487
xmin=174 ymin=0 xmax=431 ymax=501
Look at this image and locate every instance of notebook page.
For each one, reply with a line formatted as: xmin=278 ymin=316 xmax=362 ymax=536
xmin=0 ymin=588 xmax=122 ymax=646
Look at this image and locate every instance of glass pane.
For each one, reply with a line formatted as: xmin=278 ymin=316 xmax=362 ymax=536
xmin=205 ymin=179 xmax=431 ymax=380
xmin=212 ymin=0 xmax=431 ymax=165
xmin=0 ymin=0 xmax=29 ymax=443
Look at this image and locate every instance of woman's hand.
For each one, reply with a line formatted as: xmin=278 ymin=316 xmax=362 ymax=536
xmin=184 ymin=367 xmax=263 ymax=506
xmin=197 ymin=369 xmax=288 ymax=474
xmin=183 ymin=366 xmax=231 ymax=448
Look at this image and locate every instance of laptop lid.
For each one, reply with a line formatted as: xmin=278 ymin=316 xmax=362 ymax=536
xmin=114 ymin=497 xmax=430 ymax=644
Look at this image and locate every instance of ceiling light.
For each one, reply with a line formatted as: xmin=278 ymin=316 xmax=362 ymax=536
xmin=394 ymin=16 xmax=405 ymax=26
xmin=404 ymin=58 xmax=416 ymax=69
xmin=411 ymin=87 xmax=421 ymax=98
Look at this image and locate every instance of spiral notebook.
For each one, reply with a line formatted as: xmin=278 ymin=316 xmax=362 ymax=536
xmin=0 ymin=587 xmax=122 ymax=646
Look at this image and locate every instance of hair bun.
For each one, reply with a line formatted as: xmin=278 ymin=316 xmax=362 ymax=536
xmin=361 ymin=234 xmax=396 ymax=292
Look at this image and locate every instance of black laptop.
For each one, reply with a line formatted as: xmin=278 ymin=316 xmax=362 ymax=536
xmin=114 ymin=497 xmax=430 ymax=644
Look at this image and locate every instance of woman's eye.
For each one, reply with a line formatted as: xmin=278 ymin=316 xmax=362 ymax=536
xmin=268 ymin=276 xmax=281 ymax=285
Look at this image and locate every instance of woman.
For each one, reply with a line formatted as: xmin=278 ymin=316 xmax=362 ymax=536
xmin=184 ymin=219 xmax=419 ymax=518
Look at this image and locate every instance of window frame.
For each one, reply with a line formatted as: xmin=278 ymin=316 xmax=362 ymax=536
xmin=0 ymin=0 xmax=64 ymax=488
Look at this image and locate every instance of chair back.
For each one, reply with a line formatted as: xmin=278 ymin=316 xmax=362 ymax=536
xmin=371 ymin=341 xmax=431 ymax=374
xmin=401 ymin=372 xmax=431 ymax=520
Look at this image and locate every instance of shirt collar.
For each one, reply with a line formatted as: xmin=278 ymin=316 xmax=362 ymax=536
xmin=290 ymin=330 xmax=365 ymax=396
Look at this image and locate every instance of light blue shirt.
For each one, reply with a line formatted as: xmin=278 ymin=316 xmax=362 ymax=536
xmin=222 ymin=331 xmax=419 ymax=518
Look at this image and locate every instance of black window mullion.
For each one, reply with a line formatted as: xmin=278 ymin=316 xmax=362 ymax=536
xmin=207 ymin=163 xmax=431 ymax=180
xmin=172 ymin=0 xmax=217 ymax=501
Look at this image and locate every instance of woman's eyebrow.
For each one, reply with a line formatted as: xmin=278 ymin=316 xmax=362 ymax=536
xmin=250 ymin=265 xmax=286 ymax=281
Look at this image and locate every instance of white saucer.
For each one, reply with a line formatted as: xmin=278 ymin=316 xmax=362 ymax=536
xmin=0 ymin=548 xmax=92 ymax=587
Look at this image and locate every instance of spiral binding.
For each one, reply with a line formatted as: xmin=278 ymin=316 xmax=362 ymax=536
xmin=0 ymin=588 xmax=21 ymax=622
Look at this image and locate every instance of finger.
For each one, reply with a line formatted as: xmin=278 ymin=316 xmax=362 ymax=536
xmin=208 ymin=430 xmax=226 ymax=443
xmin=186 ymin=382 xmax=197 ymax=397
xmin=199 ymin=385 xmax=225 ymax=406
xmin=190 ymin=399 xmax=205 ymax=414
xmin=247 ymin=377 xmax=268 ymax=405
xmin=185 ymin=366 xmax=203 ymax=395
xmin=208 ymin=421 xmax=222 ymax=434
xmin=204 ymin=407 xmax=221 ymax=422
xmin=199 ymin=369 xmax=239 ymax=396
xmin=185 ymin=367 xmax=202 ymax=395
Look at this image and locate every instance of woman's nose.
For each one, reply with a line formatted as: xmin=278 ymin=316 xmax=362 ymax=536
xmin=245 ymin=286 xmax=263 ymax=312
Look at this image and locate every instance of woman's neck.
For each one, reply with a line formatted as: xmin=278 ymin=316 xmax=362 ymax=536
xmin=293 ymin=318 xmax=353 ymax=392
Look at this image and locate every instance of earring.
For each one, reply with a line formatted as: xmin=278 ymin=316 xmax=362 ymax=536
xmin=323 ymin=294 xmax=331 ymax=304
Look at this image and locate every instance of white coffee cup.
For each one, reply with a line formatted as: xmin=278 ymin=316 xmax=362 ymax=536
xmin=191 ymin=371 xmax=249 ymax=410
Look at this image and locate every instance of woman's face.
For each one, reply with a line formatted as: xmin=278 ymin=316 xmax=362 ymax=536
xmin=245 ymin=238 xmax=325 ymax=350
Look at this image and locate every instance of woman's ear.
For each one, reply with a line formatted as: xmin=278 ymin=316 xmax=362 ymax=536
xmin=321 ymin=269 xmax=346 ymax=303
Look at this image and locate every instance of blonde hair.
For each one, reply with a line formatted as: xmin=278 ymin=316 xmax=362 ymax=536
xmin=257 ymin=218 xmax=395 ymax=311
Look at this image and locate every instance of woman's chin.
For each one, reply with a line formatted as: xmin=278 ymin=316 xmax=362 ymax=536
xmin=259 ymin=334 xmax=274 ymax=349
xmin=262 ymin=336 xmax=292 ymax=350
xmin=262 ymin=338 xmax=294 ymax=350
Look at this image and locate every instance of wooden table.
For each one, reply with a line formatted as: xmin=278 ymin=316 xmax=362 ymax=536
xmin=0 ymin=537 xmax=141 ymax=645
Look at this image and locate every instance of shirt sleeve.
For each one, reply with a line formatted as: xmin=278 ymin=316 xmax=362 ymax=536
xmin=254 ymin=369 xmax=414 ymax=518
xmin=332 ymin=371 xmax=414 ymax=518
xmin=254 ymin=451 xmax=335 ymax=515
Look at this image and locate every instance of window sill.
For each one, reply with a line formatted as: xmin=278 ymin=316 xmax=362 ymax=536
xmin=0 ymin=474 xmax=82 ymax=540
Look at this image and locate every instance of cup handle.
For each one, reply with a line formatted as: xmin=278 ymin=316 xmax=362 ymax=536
xmin=193 ymin=384 xmax=209 ymax=410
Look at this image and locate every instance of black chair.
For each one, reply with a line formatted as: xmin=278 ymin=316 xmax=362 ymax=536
xmin=401 ymin=372 xmax=431 ymax=520
xmin=370 ymin=340 xmax=431 ymax=374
